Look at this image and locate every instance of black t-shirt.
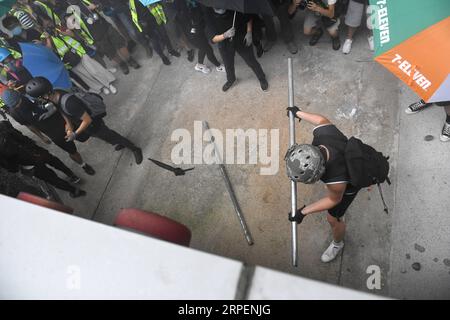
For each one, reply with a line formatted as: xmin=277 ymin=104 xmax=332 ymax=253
xmin=211 ymin=11 xmax=250 ymax=47
xmin=58 ymin=92 xmax=87 ymax=121
xmin=312 ymin=124 xmax=349 ymax=185
xmin=9 ymin=97 xmax=65 ymax=140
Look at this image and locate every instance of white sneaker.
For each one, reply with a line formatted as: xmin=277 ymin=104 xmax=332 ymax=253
xmin=109 ymin=84 xmax=117 ymax=95
xmin=194 ymin=63 xmax=211 ymax=74
xmin=216 ymin=64 xmax=226 ymax=72
xmin=368 ymin=36 xmax=374 ymax=51
xmin=107 ymin=67 xmax=117 ymax=74
xmin=321 ymin=241 xmax=344 ymax=263
xmin=102 ymin=87 xmax=111 ymax=95
xmin=342 ymin=39 xmax=353 ymax=54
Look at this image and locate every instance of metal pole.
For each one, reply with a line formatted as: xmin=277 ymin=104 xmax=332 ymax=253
xmin=288 ymin=58 xmax=299 ymax=267
xmin=202 ymin=121 xmax=254 ymax=246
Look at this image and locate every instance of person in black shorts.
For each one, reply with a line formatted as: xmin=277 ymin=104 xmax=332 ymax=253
xmin=1 ymin=88 xmax=96 ymax=177
xmin=285 ymin=107 xmax=359 ymax=263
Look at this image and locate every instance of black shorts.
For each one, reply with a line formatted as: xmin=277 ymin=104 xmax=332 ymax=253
xmin=328 ymin=185 xmax=360 ymax=219
xmin=38 ymin=116 xmax=78 ymax=155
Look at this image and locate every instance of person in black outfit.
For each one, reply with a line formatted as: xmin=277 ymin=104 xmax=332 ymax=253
xmin=285 ymin=107 xmax=360 ymax=263
xmin=263 ymin=0 xmax=298 ymax=54
xmin=209 ymin=9 xmax=268 ymax=92
xmin=174 ymin=0 xmax=224 ymax=74
xmin=25 ymin=77 xmax=144 ymax=165
xmin=1 ymin=88 xmax=96 ymax=176
xmin=0 ymin=117 xmax=86 ymax=198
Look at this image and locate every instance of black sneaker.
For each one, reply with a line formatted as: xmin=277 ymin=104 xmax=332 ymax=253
xmin=405 ymin=100 xmax=432 ymax=114
xmin=260 ymin=79 xmax=269 ymax=92
xmin=115 ymin=145 xmax=125 ymax=151
xmin=256 ymin=44 xmax=264 ymax=58
xmin=332 ymin=36 xmax=341 ymax=51
xmin=440 ymin=122 xmax=450 ymax=142
xmin=309 ymin=28 xmax=323 ymax=46
xmin=187 ymin=49 xmax=195 ymax=62
xmin=169 ymin=50 xmax=181 ymax=58
xmin=133 ymin=148 xmax=143 ymax=165
xmin=286 ymin=41 xmax=298 ymax=54
xmin=162 ymin=56 xmax=171 ymax=65
xmin=82 ymin=163 xmax=96 ymax=176
xmin=70 ymin=188 xmax=86 ymax=198
xmin=128 ymin=57 xmax=141 ymax=69
xmin=68 ymin=175 xmax=81 ymax=184
xmin=222 ymin=80 xmax=236 ymax=92
xmin=120 ymin=62 xmax=129 ymax=75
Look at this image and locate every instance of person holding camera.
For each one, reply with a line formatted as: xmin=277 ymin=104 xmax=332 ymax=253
xmin=290 ymin=0 xmax=342 ymax=50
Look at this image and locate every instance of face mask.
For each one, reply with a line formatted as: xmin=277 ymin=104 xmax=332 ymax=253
xmin=214 ymin=8 xmax=226 ymax=15
xmin=11 ymin=26 xmax=23 ymax=36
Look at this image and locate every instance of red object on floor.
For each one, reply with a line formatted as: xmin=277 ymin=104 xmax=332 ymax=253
xmin=17 ymin=192 xmax=74 ymax=214
xmin=114 ymin=209 xmax=192 ymax=247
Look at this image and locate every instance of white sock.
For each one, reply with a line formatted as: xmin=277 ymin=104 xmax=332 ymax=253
xmin=333 ymin=240 xmax=343 ymax=247
xmin=80 ymin=163 xmax=87 ymax=167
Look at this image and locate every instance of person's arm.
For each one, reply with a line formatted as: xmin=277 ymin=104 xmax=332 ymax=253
xmin=301 ymin=183 xmax=346 ymax=215
xmin=307 ymin=1 xmax=335 ymax=19
xmin=295 ymin=109 xmax=332 ymax=126
xmin=212 ymin=26 xmax=235 ymax=43
xmin=74 ymin=112 xmax=92 ymax=135
xmin=27 ymin=125 xmax=52 ymax=144
xmin=289 ymin=0 xmax=301 ymax=15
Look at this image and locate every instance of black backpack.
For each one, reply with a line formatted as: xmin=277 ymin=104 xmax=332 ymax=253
xmin=60 ymin=90 xmax=107 ymax=120
xmin=344 ymin=137 xmax=391 ymax=213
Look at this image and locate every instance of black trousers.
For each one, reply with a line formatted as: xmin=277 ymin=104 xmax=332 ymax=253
xmin=218 ymin=41 xmax=266 ymax=83
xmin=141 ymin=23 xmax=169 ymax=60
xmin=155 ymin=24 xmax=176 ymax=52
xmin=42 ymin=152 xmax=75 ymax=178
xmin=193 ymin=33 xmax=220 ymax=66
xmin=263 ymin=2 xmax=294 ymax=43
xmin=33 ymin=165 xmax=76 ymax=193
xmin=89 ymin=120 xmax=137 ymax=151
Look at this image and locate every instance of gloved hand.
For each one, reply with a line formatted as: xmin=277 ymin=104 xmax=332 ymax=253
xmin=244 ymin=31 xmax=253 ymax=47
xmin=38 ymin=104 xmax=57 ymax=121
xmin=65 ymin=131 xmax=77 ymax=142
xmin=223 ymin=27 xmax=235 ymax=39
xmin=286 ymin=106 xmax=302 ymax=121
xmin=288 ymin=205 xmax=306 ymax=225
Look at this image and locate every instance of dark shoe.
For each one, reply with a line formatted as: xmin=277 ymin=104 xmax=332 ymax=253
xmin=256 ymin=44 xmax=264 ymax=58
xmin=115 ymin=145 xmax=125 ymax=151
xmin=162 ymin=56 xmax=171 ymax=65
xmin=263 ymin=40 xmax=275 ymax=52
xmin=145 ymin=46 xmax=153 ymax=58
xmin=405 ymin=100 xmax=431 ymax=114
xmin=169 ymin=49 xmax=180 ymax=57
xmin=70 ymin=188 xmax=86 ymax=198
xmin=309 ymin=28 xmax=323 ymax=46
xmin=128 ymin=57 xmax=141 ymax=69
xmin=332 ymin=36 xmax=341 ymax=51
xmin=119 ymin=62 xmax=129 ymax=75
xmin=68 ymin=175 xmax=81 ymax=184
xmin=260 ymin=79 xmax=269 ymax=92
xmin=82 ymin=163 xmax=96 ymax=176
xmin=132 ymin=148 xmax=143 ymax=165
xmin=187 ymin=49 xmax=195 ymax=62
xmin=222 ymin=80 xmax=236 ymax=92
xmin=441 ymin=122 xmax=450 ymax=142
xmin=286 ymin=41 xmax=298 ymax=54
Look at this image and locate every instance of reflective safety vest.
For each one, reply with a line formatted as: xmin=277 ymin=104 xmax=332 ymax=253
xmin=49 ymin=35 xmax=86 ymax=60
xmin=0 ymin=40 xmax=22 ymax=60
xmin=66 ymin=0 xmax=95 ymax=46
xmin=129 ymin=0 xmax=167 ymax=32
xmin=34 ymin=1 xmax=61 ymax=26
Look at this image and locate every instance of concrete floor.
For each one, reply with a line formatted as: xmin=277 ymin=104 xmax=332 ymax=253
xmin=32 ymin=16 xmax=449 ymax=299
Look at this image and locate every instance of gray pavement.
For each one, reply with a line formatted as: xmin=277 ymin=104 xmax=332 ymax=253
xmin=24 ymin=16 xmax=449 ymax=299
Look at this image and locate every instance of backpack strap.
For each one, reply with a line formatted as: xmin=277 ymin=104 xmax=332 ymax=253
xmin=60 ymin=93 xmax=74 ymax=114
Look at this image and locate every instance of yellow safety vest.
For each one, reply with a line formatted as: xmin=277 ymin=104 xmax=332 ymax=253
xmin=66 ymin=1 xmax=95 ymax=46
xmin=129 ymin=0 xmax=167 ymax=32
xmin=50 ymin=35 xmax=86 ymax=59
xmin=34 ymin=1 xmax=61 ymax=26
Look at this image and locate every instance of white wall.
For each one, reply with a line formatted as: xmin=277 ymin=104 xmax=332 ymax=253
xmin=0 ymin=195 xmax=384 ymax=300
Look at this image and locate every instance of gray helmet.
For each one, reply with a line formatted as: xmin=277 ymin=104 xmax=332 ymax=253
xmin=285 ymin=144 xmax=325 ymax=184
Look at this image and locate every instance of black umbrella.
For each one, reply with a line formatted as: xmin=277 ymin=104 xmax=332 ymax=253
xmin=197 ymin=0 xmax=274 ymax=15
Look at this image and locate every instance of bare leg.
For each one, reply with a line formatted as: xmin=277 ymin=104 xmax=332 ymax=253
xmin=327 ymin=214 xmax=346 ymax=242
xmin=346 ymin=26 xmax=357 ymax=40
xmin=70 ymin=152 xmax=83 ymax=165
